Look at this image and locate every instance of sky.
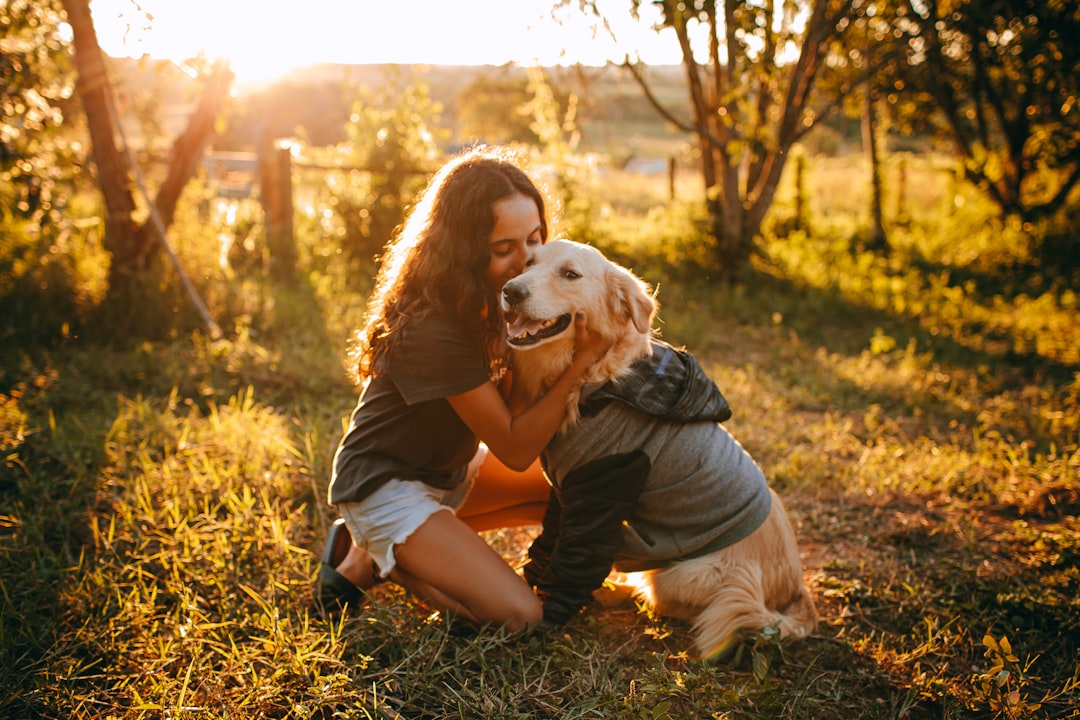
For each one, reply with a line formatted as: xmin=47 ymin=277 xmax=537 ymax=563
xmin=89 ymin=0 xmax=687 ymax=84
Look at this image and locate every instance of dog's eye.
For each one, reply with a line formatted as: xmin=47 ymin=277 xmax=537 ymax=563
xmin=561 ymin=268 xmax=581 ymax=280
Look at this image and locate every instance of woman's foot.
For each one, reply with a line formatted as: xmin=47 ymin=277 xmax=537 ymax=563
xmin=315 ymin=519 xmax=378 ymax=617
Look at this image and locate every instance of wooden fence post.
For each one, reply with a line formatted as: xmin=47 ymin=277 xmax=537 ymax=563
xmin=895 ymin=154 xmax=910 ymax=228
xmin=259 ymin=136 xmax=295 ymax=281
xmin=668 ymin=156 xmax=677 ymax=200
xmin=794 ymin=152 xmax=808 ymax=233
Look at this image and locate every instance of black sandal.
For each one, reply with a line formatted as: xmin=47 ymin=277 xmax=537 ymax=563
xmin=315 ymin=518 xmax=365 ymax=616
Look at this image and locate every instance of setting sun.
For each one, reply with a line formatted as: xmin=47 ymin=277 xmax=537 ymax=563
xmin=89 ymin=0 xmax=685 ymax=85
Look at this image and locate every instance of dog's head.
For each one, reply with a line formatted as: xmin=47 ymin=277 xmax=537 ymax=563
xmin=500 ymin=239 xmax=657 ymax=419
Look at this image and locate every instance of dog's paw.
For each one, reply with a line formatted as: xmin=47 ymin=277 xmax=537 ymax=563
xmin=593 ymin=582 xmax=638 ymax=608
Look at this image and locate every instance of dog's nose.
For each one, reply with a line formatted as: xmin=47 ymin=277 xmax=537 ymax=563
xmin=502 ymin=281 xmax=529 ymax=306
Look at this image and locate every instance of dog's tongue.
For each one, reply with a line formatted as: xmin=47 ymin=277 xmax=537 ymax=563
xmin=506 ymin=316 xmax=545 ymax=339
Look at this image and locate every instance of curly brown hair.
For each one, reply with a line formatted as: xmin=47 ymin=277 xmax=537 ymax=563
xmin=349 ymin=147 xmax=548 ymax=383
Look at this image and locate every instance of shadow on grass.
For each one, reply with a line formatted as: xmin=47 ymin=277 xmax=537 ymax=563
xmin=761 ymin=267 xmax=1075 ymax=382
xmin=0 ymin=265 xmax=356 ymax=715
xmin=793 ymin=486 xmax=1080 ymax=719
xmin=657 ymin=263 xmax=1076 ymax=452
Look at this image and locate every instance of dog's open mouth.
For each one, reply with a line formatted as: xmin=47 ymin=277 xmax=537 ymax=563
xmin=505 ymin=312 xmax=572 ymax=347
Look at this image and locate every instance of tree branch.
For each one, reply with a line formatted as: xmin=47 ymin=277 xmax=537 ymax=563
xmin=620 ymin=58 xmax=727 ymax=152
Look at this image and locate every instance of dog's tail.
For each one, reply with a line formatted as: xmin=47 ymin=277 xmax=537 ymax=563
xmin=691 ymin=564 xmax=818 ymax=660
xmin=777 ymin=584 xmax=818 ymax=640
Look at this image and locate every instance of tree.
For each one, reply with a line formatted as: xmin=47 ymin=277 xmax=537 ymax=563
xmin=862 ymin=87 xmax=887 ymax=249
xmin=0 ymin=0 xmax=76 ymax=226
xmin=850 ymin=4 xmax=910 ymax=252
xmin=330 ymin=72 xmax=447 ymax=263
xmin=899 ymin=0 xmax=1080 ymax=227
xmin=810 ymin=1 xmax=921 ymax=249
xmin=60 ymin=0 xmax=232 ymax=302
xmin=577 ymin=0 xmax=888 ymax=277
xmin=456 ymin=70 xmax=541 ymax=146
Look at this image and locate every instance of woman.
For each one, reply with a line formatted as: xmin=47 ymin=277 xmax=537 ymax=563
xmin=317 ymin=146 xmax=608 ymax=632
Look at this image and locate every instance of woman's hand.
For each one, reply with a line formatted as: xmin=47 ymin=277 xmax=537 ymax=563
xmin=571 ymin=311 xmax=612 ymax=367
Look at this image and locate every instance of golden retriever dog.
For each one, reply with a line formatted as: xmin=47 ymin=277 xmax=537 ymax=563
xmin=501 ymin=239 xmax=817 ymax=659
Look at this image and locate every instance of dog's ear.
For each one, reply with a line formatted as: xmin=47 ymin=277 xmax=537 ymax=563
xmin=610 ymin=266 xmax=657 ymax=334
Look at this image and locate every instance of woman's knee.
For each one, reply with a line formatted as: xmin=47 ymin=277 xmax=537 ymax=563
xmin=485 ymin=591 xmax=542 ymax=632
xmin=462 ymin=570 xmax=542 ymax=631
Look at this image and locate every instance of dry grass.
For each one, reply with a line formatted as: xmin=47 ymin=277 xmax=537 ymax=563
xmin=1 ymin=159 xmax=1077 ymax=719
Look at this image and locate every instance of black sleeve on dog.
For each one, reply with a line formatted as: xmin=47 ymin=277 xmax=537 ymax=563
xmin=523 ymin=492 xmax=562 ymax=588
xmin=534 ymin=450 xmax=651 ymax=627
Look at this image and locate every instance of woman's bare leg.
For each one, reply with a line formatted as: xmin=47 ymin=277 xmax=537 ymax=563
xmin=391 ymin=510 xmax=542 ymax=631
xmin=458 ymin=455 xmax=550 ymax=532
xmin=334 ymin=544 xmax=380 ymax=589
xmin=329 ymin=453 xmax=551 ymax=622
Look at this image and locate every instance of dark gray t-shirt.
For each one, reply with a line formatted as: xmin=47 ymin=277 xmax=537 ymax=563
xmin=328 ymin=314 xmax=491 ymax=505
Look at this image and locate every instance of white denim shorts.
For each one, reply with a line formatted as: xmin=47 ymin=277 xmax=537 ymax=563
xmin=336 ymin=446 xmax=486 ymax=579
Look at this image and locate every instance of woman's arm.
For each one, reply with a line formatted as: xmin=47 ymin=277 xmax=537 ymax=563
xmin=448 ymin=312 xmax=608 ymax=471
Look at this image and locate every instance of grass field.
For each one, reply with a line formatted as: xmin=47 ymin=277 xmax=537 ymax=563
xmin=1 ymin=154 xmax=1077 ymax=719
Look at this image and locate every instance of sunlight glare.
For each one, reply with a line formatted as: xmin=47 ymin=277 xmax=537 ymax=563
xmin=92 ymin=0 xmax=327 ymax=85
xmin=90 ymin=0 xmax=686 ymax=85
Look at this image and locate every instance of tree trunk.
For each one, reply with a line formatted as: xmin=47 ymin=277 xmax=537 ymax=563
xmin=712 ymin=149 xmax=749 ymax=279
xmin=863 ymin=89 xmax=887 ymax=251
xmin=61 ymin=0 xmax=233 ymax=300
xmin=60 ymin=0 xmax=141 ymax=291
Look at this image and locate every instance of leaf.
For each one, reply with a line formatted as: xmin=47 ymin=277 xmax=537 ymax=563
xmin=752 ymin=651 xmax=771 ymax=683
xmin=999 ymin=636 xmax=1013 ymax=656
xmin=651 ymin=701 xmax=672 ymax=720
